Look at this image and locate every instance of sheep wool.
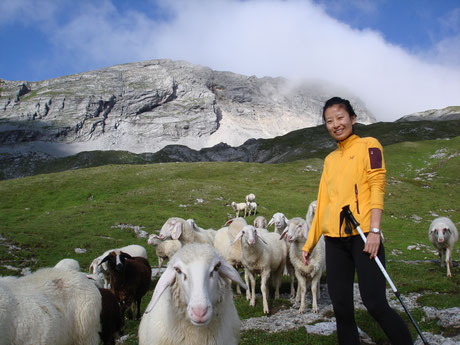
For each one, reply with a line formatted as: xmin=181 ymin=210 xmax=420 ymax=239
xmin=0 ymin=267 xmax=102 ymax=345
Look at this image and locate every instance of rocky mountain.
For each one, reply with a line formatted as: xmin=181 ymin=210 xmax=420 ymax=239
xmin=0 ymin=59 xmax=375 ymax=157
xmin=397 ymin=106 xmax=460 ymax=122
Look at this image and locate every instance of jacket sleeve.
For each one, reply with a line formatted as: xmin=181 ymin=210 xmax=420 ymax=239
xmin=366 ymin=138 xmax=386 ymax=210
xmin=303 ymin=166 xmax=329 ymax=253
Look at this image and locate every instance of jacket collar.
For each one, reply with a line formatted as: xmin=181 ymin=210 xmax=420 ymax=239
xmin=337 ymin=134 xmax=359 ymax=150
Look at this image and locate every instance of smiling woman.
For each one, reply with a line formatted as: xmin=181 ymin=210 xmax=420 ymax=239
xmin=302 ymin=96 xmax=413 ymax=345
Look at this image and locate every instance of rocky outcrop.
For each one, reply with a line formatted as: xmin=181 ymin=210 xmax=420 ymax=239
xmin=0 ymin=59 xmax=375 ymax=157
xmin=397 ymin=106 xmax=460 ymax=122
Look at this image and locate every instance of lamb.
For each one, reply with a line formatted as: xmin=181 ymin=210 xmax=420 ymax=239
xmin=245 ymin=193 xmax=256 ymax=203
xmin=158 ymin=217 xmax=214 ymax=245
xmin=246 ymin=201 xmax=258 ymax=216
xmin=89 ymin=244 xmax=148 ymax=288
xmin=281 ymin=217 xmax=325 ymax=313
xmin=138 ymin=243 xmax=247 ymax=345
xmin=268 ymin=212 xmax=289 ymax=235
xmin=428 ymin=217 xmax=458 ymax=277
xmin=231 ymin=201 xmax=249 ymax=218
xmin=0 ymin=267 xmax=102 ymax=345
xmin=232 ymin=225 xmax=288 ymax=314
xmin=99 ymin=288 xmax=124 ymax=345
xmin=55 ymin=258 xmax=81 ymax=271
xmin=253 ymin=215 xmax=268 ymax=229
xmin=100 ymin=251 xmax=151 ymax=320
xmin=147 ymin=234 xmax=181 ymax=269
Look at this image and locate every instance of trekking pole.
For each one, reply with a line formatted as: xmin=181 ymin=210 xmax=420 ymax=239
xmin=341 ymin=205 xmax=429 ymax=345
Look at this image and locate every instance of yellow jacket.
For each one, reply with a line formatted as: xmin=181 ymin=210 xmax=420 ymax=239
xmin=303 ymin=134 xmax=386 ymax=253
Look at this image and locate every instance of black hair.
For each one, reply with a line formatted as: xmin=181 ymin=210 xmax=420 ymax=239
xmin=322 ymin=97 xmax=357 ymax=122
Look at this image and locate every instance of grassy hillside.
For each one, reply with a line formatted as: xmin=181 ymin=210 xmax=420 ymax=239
xmin=0 ymin=136 xmax=459 ymax=344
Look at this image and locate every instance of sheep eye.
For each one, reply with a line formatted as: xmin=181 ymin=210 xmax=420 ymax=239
xmin=175 ymin=267 xmax=182 ymax=274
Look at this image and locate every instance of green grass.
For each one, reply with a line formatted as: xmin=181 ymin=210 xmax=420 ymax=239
xmin=0 ymin=137 xmax=459 ymax=344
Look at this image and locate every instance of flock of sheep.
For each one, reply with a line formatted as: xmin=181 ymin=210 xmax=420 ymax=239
xmin=0 ymin=191 xmax=457 ymax=345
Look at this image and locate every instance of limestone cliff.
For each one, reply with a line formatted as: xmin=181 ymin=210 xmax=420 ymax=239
xmin=0 ymin=59 xmax=375 ymax=157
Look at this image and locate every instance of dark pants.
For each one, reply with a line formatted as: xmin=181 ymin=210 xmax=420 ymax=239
xmin=325 ymin=235 xmax=413 ymax=345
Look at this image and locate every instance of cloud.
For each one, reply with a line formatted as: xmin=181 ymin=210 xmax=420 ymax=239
xmin=3 ymin=0 xmax=460 ymax=121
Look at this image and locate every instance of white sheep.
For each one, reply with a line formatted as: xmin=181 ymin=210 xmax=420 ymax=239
xmin=232 ymin=225 xmax=287 ymax=314
xmin=253 ymin=215 xmax=268 ymax=229
xmin=213 ymin=218 xmax=250 ymax=296
xmin=138 ymin=243 xmax=247 ymax=345
xmin=245 ymin=193 xmax=256 ymax=203
xmin=246 ymin=201 xmax=257 ymax=216
xmin=0 ymin=267 xmax=102 ymax=345
xmin=89 ymin=244 xmax=148 ymax=288
xmin=281 ymin=217 xmax=325 ymax=313
xmin=147 ymin=234 xmax=182 ymax=269
xmin=159 ymin=217 xmax=214 ymax=245
xmin=428 ymin=217 xmax=458 ymax=277
xmin=187 ymin=218 xmax=217 ymax=243
xmin=231 ymin=201 xmax=249 ymax=218
xmin=55 ymin=258 xmax=81 ymax=271
xmin=268 ymin=212 xmax=296 ymax=293
xmin=268 ymin=212 xmax=289 ymax=235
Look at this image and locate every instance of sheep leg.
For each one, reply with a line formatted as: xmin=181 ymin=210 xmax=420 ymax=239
xmin=273 ymin=265 xmax=283 ymax=300
xmin=310 ymin=274 xmax=321 ymax=314
xmin=286 ymin=262 xmax=296 ymax=298
xmin=446 ymin=248 xmax=452 ymax=277
xmin=244 ymin=269 xmax=251 ymax=300
xmin=295 ymin=271 xmax=307 ymax=314
xmin=440 ymin=249 xmax=446 ymax=267
xmin=248 ymin=271 xmax=257 ymax=306
xmin=261 ymin=270 xmax=271 ymax=314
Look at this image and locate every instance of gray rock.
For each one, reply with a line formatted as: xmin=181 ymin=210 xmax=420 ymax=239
xmin=0 ymin=59 xmax=375 ymax=157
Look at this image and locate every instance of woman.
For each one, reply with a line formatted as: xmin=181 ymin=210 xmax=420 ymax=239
xmin=302 ymin=97 xmax=412 ymax=344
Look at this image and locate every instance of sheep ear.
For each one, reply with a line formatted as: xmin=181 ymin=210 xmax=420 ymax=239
xmin=171 ymin=222 xmax=183 ymax=240
xmin=145 ymin=265 xmax=177 ymax=314
xmin=300 ymin=223 xmax=308 ymax=240
xmin=218 ymin=260 xmax=248 ymax=290
xmin=224 ymin=219 xmax=234 ymax=226
xmin=100 ymin=255 xmax=110 ymax=264
xmin=256 ymin=231 xmax=267 ymax=244
xmin=267 ymin=218 xmax=274 ymax=227
xmin=120 ymin=252 xmax=133 ymax=260
xmin=231 ymin=230 xmax=244 ymax=245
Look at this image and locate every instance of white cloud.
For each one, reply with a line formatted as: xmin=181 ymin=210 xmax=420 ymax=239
xmin=3 ymin=0 xmax=460 ymax=121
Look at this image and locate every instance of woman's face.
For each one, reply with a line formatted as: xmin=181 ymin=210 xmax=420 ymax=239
xmin=324 ymin=104 xmax=356 ymax=141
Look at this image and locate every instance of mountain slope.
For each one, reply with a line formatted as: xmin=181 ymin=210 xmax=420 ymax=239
xmin=1 ymin=119 xmax=459 ymax=180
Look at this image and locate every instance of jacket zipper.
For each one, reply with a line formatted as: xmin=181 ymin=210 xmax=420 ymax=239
xmin=355 ymin=184 xmax=360 ymax=214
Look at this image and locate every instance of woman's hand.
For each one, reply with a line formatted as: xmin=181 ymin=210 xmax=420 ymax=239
xmin=302 ymin=250 xmax=311 ymax=265
xmin=363 ymin=232 xmax=380 ymax=259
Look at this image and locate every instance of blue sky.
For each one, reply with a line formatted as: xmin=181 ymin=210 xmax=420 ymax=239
xmin=1 ymin=0 xmax=459 ymax=121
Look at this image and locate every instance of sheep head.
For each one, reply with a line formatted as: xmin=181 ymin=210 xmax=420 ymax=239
xmin=232 ymin=225 xmax=267 ymax=246
xmin=145 ymin=243 xmax=247 ymax=326
xmin=159 ymin=217 xmax=184 ymax=240
xmin=280 ymin=217 xmax=308 ymax=242
xmin=100 ymin=250 xmax=133 ymax=273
